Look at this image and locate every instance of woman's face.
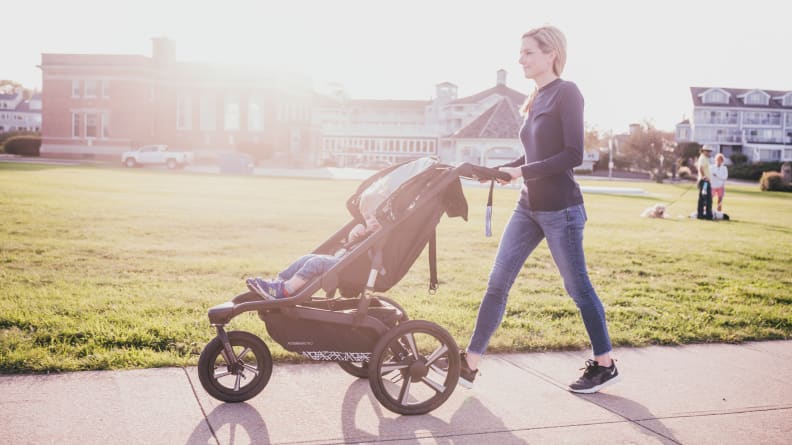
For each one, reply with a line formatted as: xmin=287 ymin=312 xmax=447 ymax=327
xmin=518 ymin=36 xmax=556 ymax=81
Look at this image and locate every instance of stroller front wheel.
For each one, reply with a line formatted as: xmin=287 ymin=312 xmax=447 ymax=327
xmin=197 ymin=330 xmax=273 ymax=403
xmin=368 ymin=320 xmax=460 ymax=415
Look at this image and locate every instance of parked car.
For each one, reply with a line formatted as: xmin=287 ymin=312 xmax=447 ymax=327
xmin=121 ymin=145 xmax=194 ymax=169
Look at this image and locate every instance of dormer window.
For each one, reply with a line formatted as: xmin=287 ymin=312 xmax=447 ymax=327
xmin=701 ymin=89 xmax=729 ymax=104
xmin=740 ymin=89 xmax=770 ymax=106
xmin=783 ymin=94 xmax=792 ymax=107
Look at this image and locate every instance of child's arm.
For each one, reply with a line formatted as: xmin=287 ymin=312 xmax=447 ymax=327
xmin=346 ymin=223 xmax=369 ymax=244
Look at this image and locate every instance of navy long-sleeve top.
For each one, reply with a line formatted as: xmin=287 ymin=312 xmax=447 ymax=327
xmin=501 ymin=78 xmax=585 ymax=211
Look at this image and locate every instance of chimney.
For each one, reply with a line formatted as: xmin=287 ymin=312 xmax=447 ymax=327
xmin=496 ymin=69 xmax=507 ymax=86
xmin=151 ymin=37 xmax=176 ymax=66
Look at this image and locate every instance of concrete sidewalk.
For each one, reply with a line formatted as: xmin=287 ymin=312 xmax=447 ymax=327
xmin=1 ymin=341 xmax=790 ymax=445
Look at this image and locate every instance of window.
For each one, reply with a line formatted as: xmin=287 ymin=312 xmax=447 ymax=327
xmin=224 ymin=95 xmax=240 ymax=131
xmin=102 ymin=113 xmax=110 ymax=138
xmin=72 ymin=112 xmax=80 ymax=137
xmin=702 ymin=90 xmax=728 ymax=104
xmin=86 ymin=113 xmax=98 ymax=137
xmin=176 ymin=95 xmax=192 ymax=130
xmin=85 ymin=80 xmax=97 ymax=98
xmin=784 ymin=95 xmax=792 ymax=107
xmin=72 ymin=80 xmax=81 ymax=98
xmin=745 ymin=92 xmax=768 ymax=106
xmin=248 ymin=96 xmax=263 ymax=132
xmin=200 ymin=95 xmax=216 ymax=130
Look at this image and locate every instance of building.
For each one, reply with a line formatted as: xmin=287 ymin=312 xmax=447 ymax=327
xmin=0 ymin=89 xmax=42 ymax=133
xmin=676 ymin=86 xmax=792 ymax=163
xmin=315 ymin=70 xmax=527 ymax=167
xmin=39 ymin=38 xmax=315 ymax=163
xmin=38 ymin=37 xmax=533 ymax=167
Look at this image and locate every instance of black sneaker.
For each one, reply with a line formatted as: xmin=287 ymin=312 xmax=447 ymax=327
xmin=568 ymin=359 xmax=620 ymax=393
xmin=458 ymin=352 xmax=478 ymax=389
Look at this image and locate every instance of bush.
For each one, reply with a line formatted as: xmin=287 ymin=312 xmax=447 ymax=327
xmin=0 ymin=131 xmax=39 ymax=147
xmin=3 ymin=136 xmax=41 ymax=157
xmin=729 ymin=152 xmax=748 ymax=166
xmin=677 ymin=166 xmax=692 ymax=179
xmin=759 ymin=171 xmax=792 ymax=192
xmin=730 ymin=162 xmax=785 ymax=181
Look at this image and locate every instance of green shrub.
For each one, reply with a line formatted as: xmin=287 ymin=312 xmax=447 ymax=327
xmin=759 ymin=171 xmax=792 ymax=192
xmin=1 ymin=131 xmax=37 ymax=145
xmin=3 ymin=136 xmax=41 ymax=157
xmin=729 ymin=152 xmax=748 ymax=166
xmin=730 ymin=162 xmax=785 ymax=181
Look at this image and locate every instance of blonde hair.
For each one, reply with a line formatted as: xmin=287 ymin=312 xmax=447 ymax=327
xmin=519 ymin=25 xmax=568 ymax=115
xmin=715 ymin=153 xmax=725 ymax=162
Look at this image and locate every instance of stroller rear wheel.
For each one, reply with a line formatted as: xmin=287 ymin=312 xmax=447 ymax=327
xmin=368 ymin=320 xmax=460 ymax=415
xmin=336 ymin=295 xmax=410 ymax=379
xmin=198 ymin=330 xmax=273 ymax=403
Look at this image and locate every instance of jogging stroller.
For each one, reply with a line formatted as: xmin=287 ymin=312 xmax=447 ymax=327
xmin=197 ymin=158 xmax=510 ymax=415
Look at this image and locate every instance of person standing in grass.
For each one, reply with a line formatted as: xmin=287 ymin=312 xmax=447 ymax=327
xmin=696 ymin=146 xmax=714 ymax=220
xmin=711 ymin=153 xmax=728 ymax=212
xmin=458 ymin=25 xmax=619 ymax=394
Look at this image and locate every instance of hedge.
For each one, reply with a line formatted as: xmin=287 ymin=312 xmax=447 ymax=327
xmin=728 ymin=162 xmax=785 ymax=181
xmin=2 ymin=135 xmax=41 ymax=157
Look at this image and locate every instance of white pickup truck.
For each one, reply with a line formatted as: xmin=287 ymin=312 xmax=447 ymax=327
xmin=121 ymin=145 xmax=194 ymax=169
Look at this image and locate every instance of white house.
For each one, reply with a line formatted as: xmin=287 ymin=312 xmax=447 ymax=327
xmin=676 ymin=86 xmax=792 ymax=163
xmin=0 ymin=89 xmax=41 ymax=133
xmin=314 ymin=70 xmax=527 ymax=167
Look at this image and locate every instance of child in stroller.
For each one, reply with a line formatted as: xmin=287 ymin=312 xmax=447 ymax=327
xmin=197 ymin=158 xmax=510 ymax=415
xmin=245 ymin=182 xmax=387 ymax=300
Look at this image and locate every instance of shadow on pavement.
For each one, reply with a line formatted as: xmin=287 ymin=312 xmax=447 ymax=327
xmin=185 ymin=402 xmax=268 ymax=445
xmin=580 ymin=393 xmax=680 ymax=444
xmin=185 ymin=379 xmax=528 ymax=445
xmin=340 ymin=379 xmax=529 ymax=444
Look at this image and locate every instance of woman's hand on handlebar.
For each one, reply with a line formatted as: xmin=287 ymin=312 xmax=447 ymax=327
xmin=496 ymin=166 xmax=521 ymax=184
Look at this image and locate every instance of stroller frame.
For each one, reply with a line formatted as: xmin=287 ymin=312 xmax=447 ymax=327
xmin=197 ymin=161 xmax=510 ymax=415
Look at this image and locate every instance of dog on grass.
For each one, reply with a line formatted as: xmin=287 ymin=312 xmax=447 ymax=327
xmin=641 ymin=203 xmax=666 ymax=219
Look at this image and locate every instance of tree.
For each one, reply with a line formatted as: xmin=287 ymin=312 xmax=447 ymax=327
xmin=676 ymin=142 xmax=702 ymax=170
xmin=622 ymin=121 xmax=675 ymax=183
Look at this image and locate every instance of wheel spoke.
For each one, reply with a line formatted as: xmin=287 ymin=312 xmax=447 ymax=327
xmin=424 ymin=344 xmax=449 ymax=367
xmin=380 ymin=360 xmax=409 ymax=374
xmin=213 ymin=368 xmax=231 ymax=379
xmin=398 ymin=376 xmax=412 ymax=405
xmin=233 ymin=373 xmax=242 ymax=391
xmin=421 ymin=375 xmax=446 ymax=394
xmin=242 ymin=363 xmax=260 ymax=375
xmin=235 ymin=347 xmax=252 ymax=361
xmin=403 ymin=333 xmax=419 ymax=359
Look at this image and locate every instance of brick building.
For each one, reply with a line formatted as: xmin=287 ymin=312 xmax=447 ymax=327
xmin=39 ymin=38 xmax=316 ymax=163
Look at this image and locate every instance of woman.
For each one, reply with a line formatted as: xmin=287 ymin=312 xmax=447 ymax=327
xmin=460 ymin=25 xmax=619 ymax=394
xmin=711 ymin=153 xmax=728 ymax=212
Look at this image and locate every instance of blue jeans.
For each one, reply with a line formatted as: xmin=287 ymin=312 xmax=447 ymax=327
xmin=279 ymin=254 xmax=339 ymax=282
xmin=468 ymin=203 xmax=613 ymax=357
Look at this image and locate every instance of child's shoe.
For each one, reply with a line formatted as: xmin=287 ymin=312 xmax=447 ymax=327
xmin=245 ymin=277 xmax=285 ymax=299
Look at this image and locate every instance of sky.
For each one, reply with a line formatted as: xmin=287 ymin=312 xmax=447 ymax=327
xmin=5 ymin=0 xmax=792 ymax=133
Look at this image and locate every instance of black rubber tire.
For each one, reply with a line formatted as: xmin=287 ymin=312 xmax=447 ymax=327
xmin=166 ymin=159 xmax=178 ymax=169
xmin=124 ymin=158 xmax=136 ymax=168
xmin=197 ymin=331 xmax=273 ymax=403
xmin=368 ymin=320 xmax=459 ymax=415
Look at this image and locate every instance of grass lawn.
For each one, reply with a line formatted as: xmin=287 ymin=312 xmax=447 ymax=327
xmin=1 ymin=162 xmax=791 ymax=373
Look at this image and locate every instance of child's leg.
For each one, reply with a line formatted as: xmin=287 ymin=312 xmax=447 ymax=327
xmin=278 ymin=254 xmax=319 ymax=281
xmin=285 ymin=255 xmax=340 ymax=295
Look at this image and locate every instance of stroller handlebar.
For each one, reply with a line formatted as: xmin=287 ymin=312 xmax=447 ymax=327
xmin=455 ymin=162 xmax=513 ymax=183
